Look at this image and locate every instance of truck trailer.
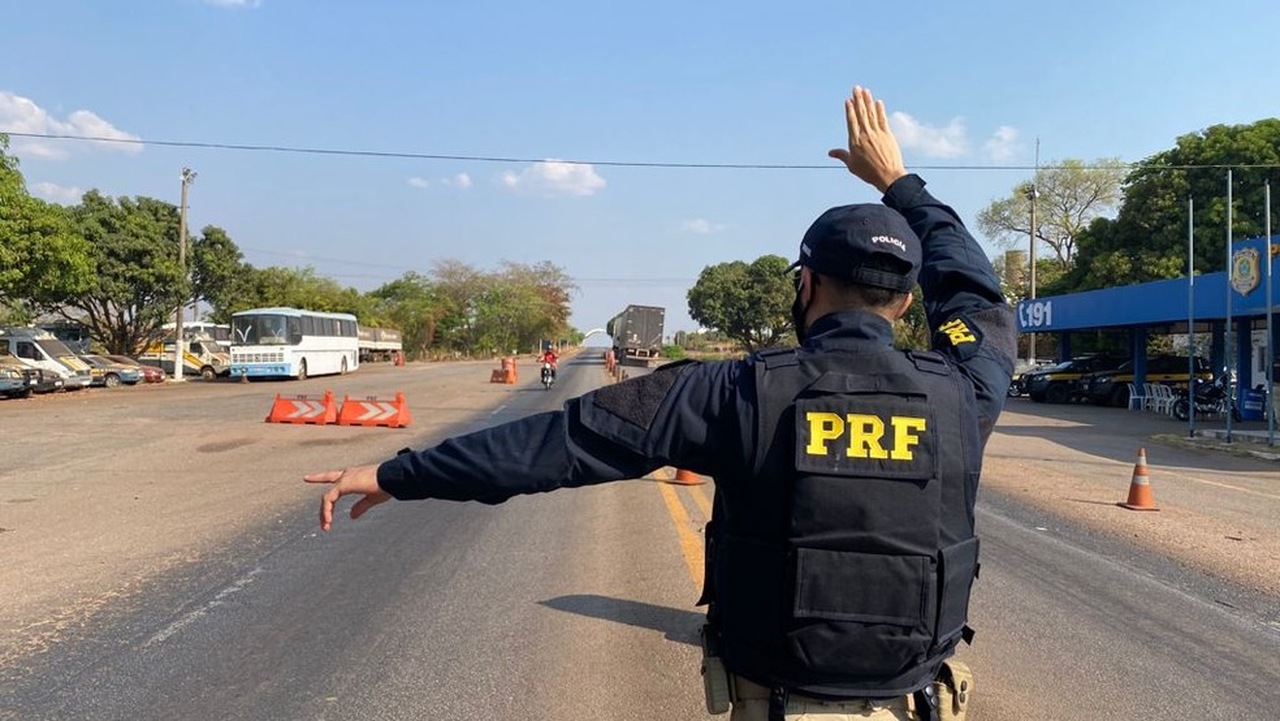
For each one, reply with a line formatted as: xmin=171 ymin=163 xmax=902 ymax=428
xmin=357 ymin=326 xmax=403 ymax=362
xmin=606 ymin=305 xmax=665 ymax=365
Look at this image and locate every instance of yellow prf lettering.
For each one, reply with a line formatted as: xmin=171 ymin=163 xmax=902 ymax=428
xmin=805 ymin=412 xmax=844 ymax=456
xmin=939 ymin=318 xmax=977 ymax=346
xmin=890 ymin=416 xmax=927 ymax=460
xmin=846 ymin=414 xmax=889 ymax=459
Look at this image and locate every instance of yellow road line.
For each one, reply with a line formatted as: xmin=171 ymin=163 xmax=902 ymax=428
xmin=657 ymin=481 xmax=705 ymax=588
xmin=689 ymin=481 xmax=713 ymax=521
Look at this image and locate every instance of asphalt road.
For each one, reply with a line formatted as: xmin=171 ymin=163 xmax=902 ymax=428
xmin=1 ymin=353 xmax=1277 ymax=720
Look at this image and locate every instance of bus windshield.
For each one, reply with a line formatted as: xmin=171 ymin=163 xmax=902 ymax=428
xmin=232 ymin=315 xmax=299 ymax=346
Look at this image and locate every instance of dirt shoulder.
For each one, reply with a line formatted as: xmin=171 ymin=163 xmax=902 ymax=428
xmin=983 ymin=399 xmax=1280 ymax=598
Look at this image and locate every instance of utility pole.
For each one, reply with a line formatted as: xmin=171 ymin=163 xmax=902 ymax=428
xmin=173 ymin=167 xmax=196 ymax=381
xmin=1027 ymin=138 xmax=1040 ymax=363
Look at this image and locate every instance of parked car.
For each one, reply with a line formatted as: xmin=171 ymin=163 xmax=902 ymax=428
xmin=79 ymin=354 xmax=143 ymax=388
xmin=0 ymin=356 xmax=64 ymax=395
xmin=104 ymin=355 xmax=166 ymax=383
xmin=0 ymin=359 xmax=38 ymax=399
xmin=1081 ymin=355 xmax=1213 ymax=407
xmin=1008 ymin=358 xmax=1055 ymax=397
xmin=1024 ymin=355 xmax=1120 ymax=404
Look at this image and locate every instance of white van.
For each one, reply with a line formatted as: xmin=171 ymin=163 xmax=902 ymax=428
xmin=0 ymin=327 xmax=93 ymax=389
xmin=138 ymin=334 xmax=231 ymax=380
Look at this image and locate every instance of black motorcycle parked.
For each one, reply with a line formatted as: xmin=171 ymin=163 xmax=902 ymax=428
xmin=1172 ymin=374 xmax=1241 ymax=422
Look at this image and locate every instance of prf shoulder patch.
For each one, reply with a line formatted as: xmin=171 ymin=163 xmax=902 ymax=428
xmin=795 ymin=397 xmax=936 ymax=480
xmin=935 ymin=315 xmax=983 ymax=361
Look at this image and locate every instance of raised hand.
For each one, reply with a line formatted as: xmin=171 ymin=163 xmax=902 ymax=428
xmin=827 ymin=86 xmax=908 ymax=194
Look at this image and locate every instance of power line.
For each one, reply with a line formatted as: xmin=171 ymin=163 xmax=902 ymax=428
xmin=7 ymin=130 xmax=1280 ymax=171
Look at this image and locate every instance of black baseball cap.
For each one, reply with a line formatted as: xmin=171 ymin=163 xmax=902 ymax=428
xmin=786 ymin=204 xmax=921 ymax=292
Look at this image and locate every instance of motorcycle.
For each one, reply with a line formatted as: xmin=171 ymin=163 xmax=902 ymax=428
xmin=1172 ymin=373 xmax=1240 ymax=421
xmin=540 ymin=361 xmax=555 ymax=390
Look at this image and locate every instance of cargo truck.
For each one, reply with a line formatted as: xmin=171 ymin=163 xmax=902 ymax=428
xmin=606 ymin=305 xmax=665 ymax=366
xmin=357 ymin=326 xmax=404 ymax=362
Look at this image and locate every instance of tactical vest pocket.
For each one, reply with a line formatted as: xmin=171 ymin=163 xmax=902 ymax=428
xmin=788 ymin=547 xmax=934 ymax=674
xmin=934 ymin=536 xmax=979 ymax=648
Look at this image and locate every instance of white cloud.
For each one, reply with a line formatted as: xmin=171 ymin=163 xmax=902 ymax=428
xmin=889 ymin=112 xmax=968 ymax=159
xmin=500 ymin=160 xmax=605 ymax=197
xmin=681 ymin=218 xmax=725 ymax=235
xmin=31 ymin=181 xmax=84 ymax=204
xmin=0 ymin=91 xmax=142 ymax=160
xmin=408 ymin=173 xmax=471 ymax=190
xmin=203 ymin=0 xmax=262 ymax=8
xmin=983 ymin=126 xmax=1019 ymax=163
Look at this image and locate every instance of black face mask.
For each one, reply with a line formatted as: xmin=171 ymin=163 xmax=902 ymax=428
xmin=791 ymin=270 xmax=808 ymax=344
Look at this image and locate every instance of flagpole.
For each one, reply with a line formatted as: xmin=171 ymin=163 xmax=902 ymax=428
xmin=1267 ymin=181 xmax=1274 ymax=446
xmin=1225 ymin=169 xmax=1234 ymax=444
xmin=1189 ymin=196 xmax=1196 ymax=438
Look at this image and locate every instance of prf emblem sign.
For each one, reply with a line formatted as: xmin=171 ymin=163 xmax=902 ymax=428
xmin=1231 ymin=247 xmax=1260 ymax=296
xmin=795 ymin=398 xmax=936 ymax=480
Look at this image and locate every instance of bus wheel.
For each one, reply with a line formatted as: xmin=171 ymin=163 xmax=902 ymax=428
xmin=297 ymin=360 xmax=308 ymax=381
xmin=340 ymin=358 xmax=348 ymax=375
xmin=201 ymin=366 xmax=216 ymax=382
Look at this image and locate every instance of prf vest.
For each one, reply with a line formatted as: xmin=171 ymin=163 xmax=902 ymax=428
xmin=702 ymin=346 xmax=982 ymax=698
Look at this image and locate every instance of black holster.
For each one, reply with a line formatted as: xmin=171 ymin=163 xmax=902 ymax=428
xmin=913 ymin=683 xmax=939 ymax=721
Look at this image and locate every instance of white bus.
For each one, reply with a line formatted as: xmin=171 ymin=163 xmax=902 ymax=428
xmin=229 ymin=307 xmax=359 ymax=380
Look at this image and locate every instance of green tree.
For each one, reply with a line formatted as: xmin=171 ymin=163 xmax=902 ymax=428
xmin=58 ymin=191 xmax=186 ymax=354
xmin=1067 ymin=119 xmax=1280 ymax=291
xmin=216 ymin=265 xmax=372 ymax=320
xmin=190 ymin=225 xmax=246 ymax=318
xmin=495 ymin=260 xmax=577 ymax=341
xmin=892 ymin=287 xmax=929 ymax=350
xmin=367 ymin=272 xmax=446 ymax=360
xmin=687 ymin=254 xmax=793 ymax=351
xmin=977 ymin=158 xmax=1126 ymax=268
xmin=0 ymin=135 xmax=93 ymax=318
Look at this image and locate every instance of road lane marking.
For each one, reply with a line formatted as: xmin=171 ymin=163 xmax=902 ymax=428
xmin=142 ymin=567 xmax=262 ymax=648
xmin=657 ymin=481 xmax=704 ymax=589
xmin=490 ymin=404 xmax=507 ymax=416
xmin=1156 ymin=471 xmax=1280 ymax=501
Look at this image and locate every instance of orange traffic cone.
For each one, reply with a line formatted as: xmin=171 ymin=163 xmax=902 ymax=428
xmin=669 ymin=468 xmax=706 ymax=486
xmin=1118 ymin=447 xmax=1159 ymax=511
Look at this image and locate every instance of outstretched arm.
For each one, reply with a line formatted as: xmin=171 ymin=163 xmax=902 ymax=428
xmin=829 ymin=86 xmax=1016 ymax=437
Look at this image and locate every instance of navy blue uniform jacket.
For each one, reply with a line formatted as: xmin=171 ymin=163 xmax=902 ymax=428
xmin=377 ymin=175 xmax=1016 ymax=503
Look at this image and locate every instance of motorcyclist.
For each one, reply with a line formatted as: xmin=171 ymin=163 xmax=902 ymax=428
xmin=540 ymin=347 xmax=558 ymax=382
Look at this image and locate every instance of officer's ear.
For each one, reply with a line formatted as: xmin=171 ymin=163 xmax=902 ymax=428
xmin=889 ymin=291 xmax=913 ymax=320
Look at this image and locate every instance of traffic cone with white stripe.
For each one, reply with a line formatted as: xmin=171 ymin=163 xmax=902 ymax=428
xmin=1118 ymin=447 xmax=1159 ymax=511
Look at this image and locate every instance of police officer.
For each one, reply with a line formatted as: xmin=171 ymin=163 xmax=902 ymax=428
xmin=305 ymin=86 xmax=1015 ymax=721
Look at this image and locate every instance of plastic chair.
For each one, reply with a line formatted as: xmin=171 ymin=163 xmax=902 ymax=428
xmin=1151 ymin=384 xmax=1175 ymax=415
xmin=1141 ymin=383 xmax=1157 ymax=411
xmin=1126 ymin=383 xmax=1146 ymax=411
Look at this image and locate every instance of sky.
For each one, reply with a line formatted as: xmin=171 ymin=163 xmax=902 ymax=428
xmin=3 ymin=0 xmax=1278 ymax=341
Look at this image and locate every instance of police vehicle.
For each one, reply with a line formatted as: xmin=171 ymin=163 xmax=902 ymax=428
xmin=1080 ymin=355 xmax=1212 ymax=407
xmin=1023 ymin=354 xmax=1119 ymax=404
